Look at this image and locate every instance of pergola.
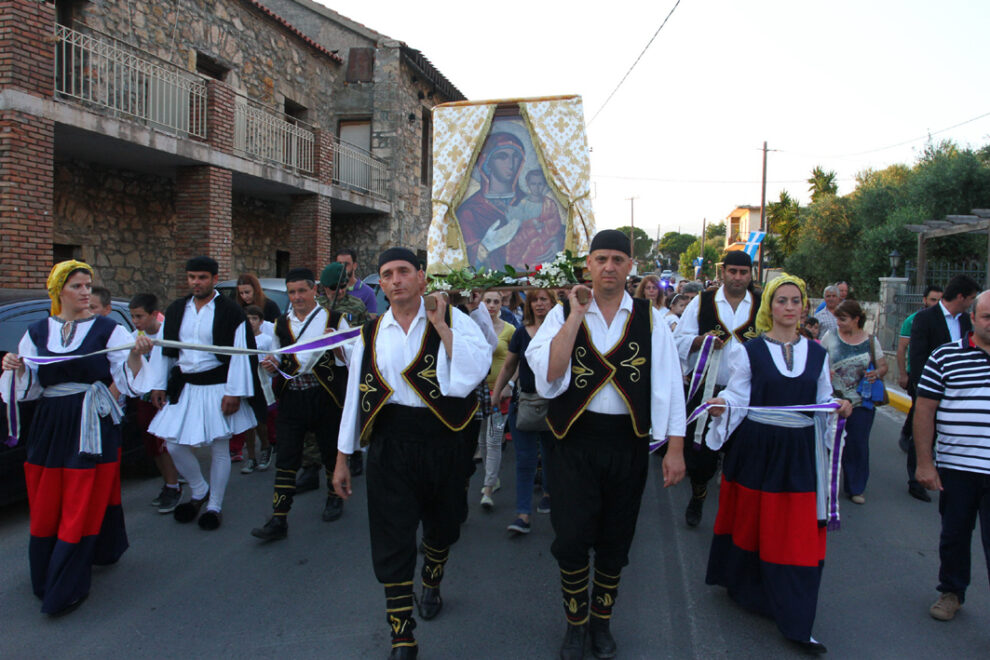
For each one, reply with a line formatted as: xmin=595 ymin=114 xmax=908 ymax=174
xmin=904 ymin=208 xmax=990 ymax=287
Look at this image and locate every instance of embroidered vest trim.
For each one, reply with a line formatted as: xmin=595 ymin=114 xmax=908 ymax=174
xmin=696 ymin=289 xmax=761 ymax=343
xmin=274 ymin=309 xmax=347 ymax=407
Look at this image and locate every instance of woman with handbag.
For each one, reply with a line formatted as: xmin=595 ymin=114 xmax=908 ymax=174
xmin=491 ymin=288 xmax=555 ymax=535
xmin=479 ymin=291 xmax=517 ymax=510
xmin=821 ymin=299 xmax=888 ymax=504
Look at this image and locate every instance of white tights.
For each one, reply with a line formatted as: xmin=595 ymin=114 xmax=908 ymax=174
xmin=167 ymin=437 xmax=231 ymax=513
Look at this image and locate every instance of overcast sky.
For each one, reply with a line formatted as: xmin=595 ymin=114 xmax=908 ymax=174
xmin=317 ymin=0 xmax=990 ymax=239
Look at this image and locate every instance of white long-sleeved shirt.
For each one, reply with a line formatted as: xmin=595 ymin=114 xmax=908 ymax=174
xmin=525 ymin=292 xmax=687 ymax=440
xmin=1 ymin=318 xmax=142 ymax=402
xmin=337 ymin=299 xmax=494 ymax=454
xmin=146 ymin=292 xmax=254 ymax=398
xmin=705 ymin=337 xmax=834 ymax=450
xmin=269 ymin=306 xmax=351 ymax=374
xmin=673 ymin=287 xmax=755 ymax=386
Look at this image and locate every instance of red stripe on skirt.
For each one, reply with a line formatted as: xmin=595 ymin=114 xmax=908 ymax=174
xmin=713 ymin=477 xmax=826 ymax=567
xmin=25 ymin=453 xmax=122 ymax=543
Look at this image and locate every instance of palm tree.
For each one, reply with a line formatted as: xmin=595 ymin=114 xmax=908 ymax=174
xmin=807 ymin=166 xmax=838 ymax=203
xmin=767 ymin=190 xmax=801 ymax=257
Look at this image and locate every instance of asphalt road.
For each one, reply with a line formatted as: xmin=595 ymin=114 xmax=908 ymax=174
xmin=1 ymin=407 xmax=987 ymax=659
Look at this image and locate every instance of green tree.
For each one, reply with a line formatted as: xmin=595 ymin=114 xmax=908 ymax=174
xmin=784 ymin=195 xmax=858 ymax=293
xmin=705 ymin=221 xmax=726 ymax=242
xmin=657 ymin=231 xmax=696 ymax=268
xmin=614 ymin=225 xmax=652 ymax=261
xmin=679 ymin=239 xmax=722 ymax=280
xmin=807 ymin=165 xmax=838 ymax=203
xmin=766 ymin=190 xmax=801 ymax=257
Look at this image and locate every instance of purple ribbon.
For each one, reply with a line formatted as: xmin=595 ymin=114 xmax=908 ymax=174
xmin=827 ymin=417 xmax=847 ymax=531
xmin=5 ymin=375 xmax=18 ymax=447
xmin=687 ymin=334 xmax=716 ymax=402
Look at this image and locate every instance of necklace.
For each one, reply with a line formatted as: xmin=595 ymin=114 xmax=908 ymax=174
xmin=762 ymin=333 xmax=800 ymax=371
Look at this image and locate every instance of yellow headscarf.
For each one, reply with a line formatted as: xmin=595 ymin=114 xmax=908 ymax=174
xmin=47 ymin=260 xmax=94 ymax=316
xmin=754 ymin=273 xmax=807 ymax=334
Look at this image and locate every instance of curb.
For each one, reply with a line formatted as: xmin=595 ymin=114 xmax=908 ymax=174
xmin=888 ymin=389 xmax=911 ymax=414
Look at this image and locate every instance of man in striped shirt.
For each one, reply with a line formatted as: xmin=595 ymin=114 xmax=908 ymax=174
xmin=914 ymin=289 xmax=990 ymax=622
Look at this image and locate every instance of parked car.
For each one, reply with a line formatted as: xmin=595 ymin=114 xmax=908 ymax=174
xmin=0 ymin=290 xmax=145 ymax=507
xmin=216 ymin=278 xmax=290 ymax=314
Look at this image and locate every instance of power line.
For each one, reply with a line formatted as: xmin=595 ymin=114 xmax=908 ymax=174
xmin=777 ymin=109 xmax=990 ymax=160
xmin=588 ymin=0 xmax=682 ymax=127
xmin=591 ymin=174 xmax=853 ymax=184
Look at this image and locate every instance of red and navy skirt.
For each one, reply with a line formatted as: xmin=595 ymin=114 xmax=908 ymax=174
xmin=24 ymin=392 xmax=128 ymax=614
xmin=705 ymin=417 xmax=825 ymax=642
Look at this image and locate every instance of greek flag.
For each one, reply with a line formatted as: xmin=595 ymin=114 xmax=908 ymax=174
xmin=743 ymin=231 xmax=766 ymax=260
xmin=693 ymin=256 xmax=704 ymax=278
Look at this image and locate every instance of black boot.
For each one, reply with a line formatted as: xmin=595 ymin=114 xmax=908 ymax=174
xmin=589 ymin=568 xmax=619 ymax=658
xmin=173 ymin=490 xmax=209 ymax=523
xmin=385 ymin=583 xmax=418 ymax=659
xmin=589 ymin=617 xmax=617 ymax=659
xmin=322 ymin=493 xmax=343 ymax=521
xmin=251 ymin=515 xmax=288 ymax=540
xmin=418 ymin=542 xmax=448 ymax=620
xmin=685 ymin=482 xmax=706 ymax=527
xmin=559 ymin=623 xmax=587 ymax=660
xmin=296 ymin=465 xmax=320 ymax=493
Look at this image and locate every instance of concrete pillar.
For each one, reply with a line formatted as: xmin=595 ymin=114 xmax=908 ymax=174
xmin=286 ymin=194 xmax=332 ymax=272
xmin=175 ymin=166 xmax=233 ymax=289
xmin=0 ymin=0 xmax=55 ymax=288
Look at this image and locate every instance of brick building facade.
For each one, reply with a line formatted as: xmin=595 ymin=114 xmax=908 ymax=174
xmin=0 ymin=0 xmax=462 ymax=300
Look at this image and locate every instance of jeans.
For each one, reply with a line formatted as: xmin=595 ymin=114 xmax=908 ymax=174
xmin=841 ymin=406 xmax=875 ymax=496
xmin=509 ymin=402 xmax=552 ymax=515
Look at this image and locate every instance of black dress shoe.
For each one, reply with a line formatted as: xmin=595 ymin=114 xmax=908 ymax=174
xmin=589 ymin=618 xmax=617 ymax=658
xmin=685 ymin=495 xmax=704 ymax=528
xmin=174 ymin=491 xmax=209 ymax=523
xmin=417 ymin=586 xmax=442 ymax=620
xmin=789 ymin=638 xmax=827 ymax=655
xmin=296 ymin=465 xmax=320 ymax=493
xmin=349 ymin=452 xmax=364 ymax=476
xmin=48 ymin=593 xmax=88 ymax=617
xmin=322 ymin=495 xmax=343 ymax=522
xmin=559 ymin=624 xmax=587 ymax=660
xmin=198 ymin=510 xmax=222 ymax=530
xmin=388 ymin=645 xmax=418 ymax=659
xmin=251 ymin=516 xmax=288 ymax=541
xmin=909 ymin=482 xmax=932 ymax=502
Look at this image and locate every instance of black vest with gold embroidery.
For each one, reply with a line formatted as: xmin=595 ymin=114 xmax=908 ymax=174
xmin=546 ymin=297 xmax=653 ymax=440
xmin=357 ymin=306 xmax=479 ymax=446
xmin=696 ymin=289 xmax=761 ymax=343
xmin=273 ymin=309 xmax=347 ymax=407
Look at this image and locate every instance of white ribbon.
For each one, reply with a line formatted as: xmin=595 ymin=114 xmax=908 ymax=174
xmin=42 ymin=381 xmax=123 ymax=457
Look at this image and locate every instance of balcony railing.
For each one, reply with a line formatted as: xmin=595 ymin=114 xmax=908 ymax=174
xmin=332 ymin=135 xmax=388 ymax=199
xmin=54 ymin=24 xmax=207 ymax=138
xmin=233 ymin=94 xmax=314 ymax=174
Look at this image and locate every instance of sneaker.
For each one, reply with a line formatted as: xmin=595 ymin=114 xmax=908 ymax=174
xmin=256 ymin=447 xmax=273 ymax=471
xmin=230 ymin=450 xmax=243 ymax=463
xmin=151 ymin=485 xmax=167 ymax=507
xmin=480 ymin=478 xmax=501 ymax=495
xmin=537 ymin=495 xmax=551 ymax=514
xmin=930 ymin=592 xmax=962 ymax=621
xmin=240 ymin=459 xmax=258 ymax=474
xmin=157 ymin=486 xmax=182 ymax=514
xmin=507 ymin=517 xmax=531 ymax=534
xmin=850 ymin=494 xmax=866 ymax=505
xmin=480 ymin=493 xmax=494 ymax=511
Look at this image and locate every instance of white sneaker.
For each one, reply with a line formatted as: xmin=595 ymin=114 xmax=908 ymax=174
xmin=480 ymin=493 xmax=494 ymax=511
xmin=240 ymin=459 xmax=257 ymax=474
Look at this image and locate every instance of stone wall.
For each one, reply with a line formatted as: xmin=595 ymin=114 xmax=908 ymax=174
xmin=53 ymin=159 xmax=179 ymax=301
xmin=73 ymin=0 xmax=337 ymax=126
xmin=54 ymin=160 xmax=290 ymax=300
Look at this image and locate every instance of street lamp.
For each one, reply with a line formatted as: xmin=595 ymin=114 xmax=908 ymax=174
xmin=888 ymin=249 xmax=902 ymax=278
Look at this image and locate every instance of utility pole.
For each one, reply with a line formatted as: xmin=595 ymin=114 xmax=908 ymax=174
xmin=626 ymin=196 xmax=638 ymax=267
xmin=758 ymin=141 xmax=768 ymax=283
xmin=700 ymin=217 xmax=706 ymax=279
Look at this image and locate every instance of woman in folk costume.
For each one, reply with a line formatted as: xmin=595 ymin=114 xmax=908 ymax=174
xmin=703 ymin=274 xmax=852 ymax=654
xmin=1 ymin=261 xmax=152 ymax=615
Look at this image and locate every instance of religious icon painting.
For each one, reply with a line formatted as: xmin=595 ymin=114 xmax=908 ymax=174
xmin=427 ymin=96 xmax=595 ymax=275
